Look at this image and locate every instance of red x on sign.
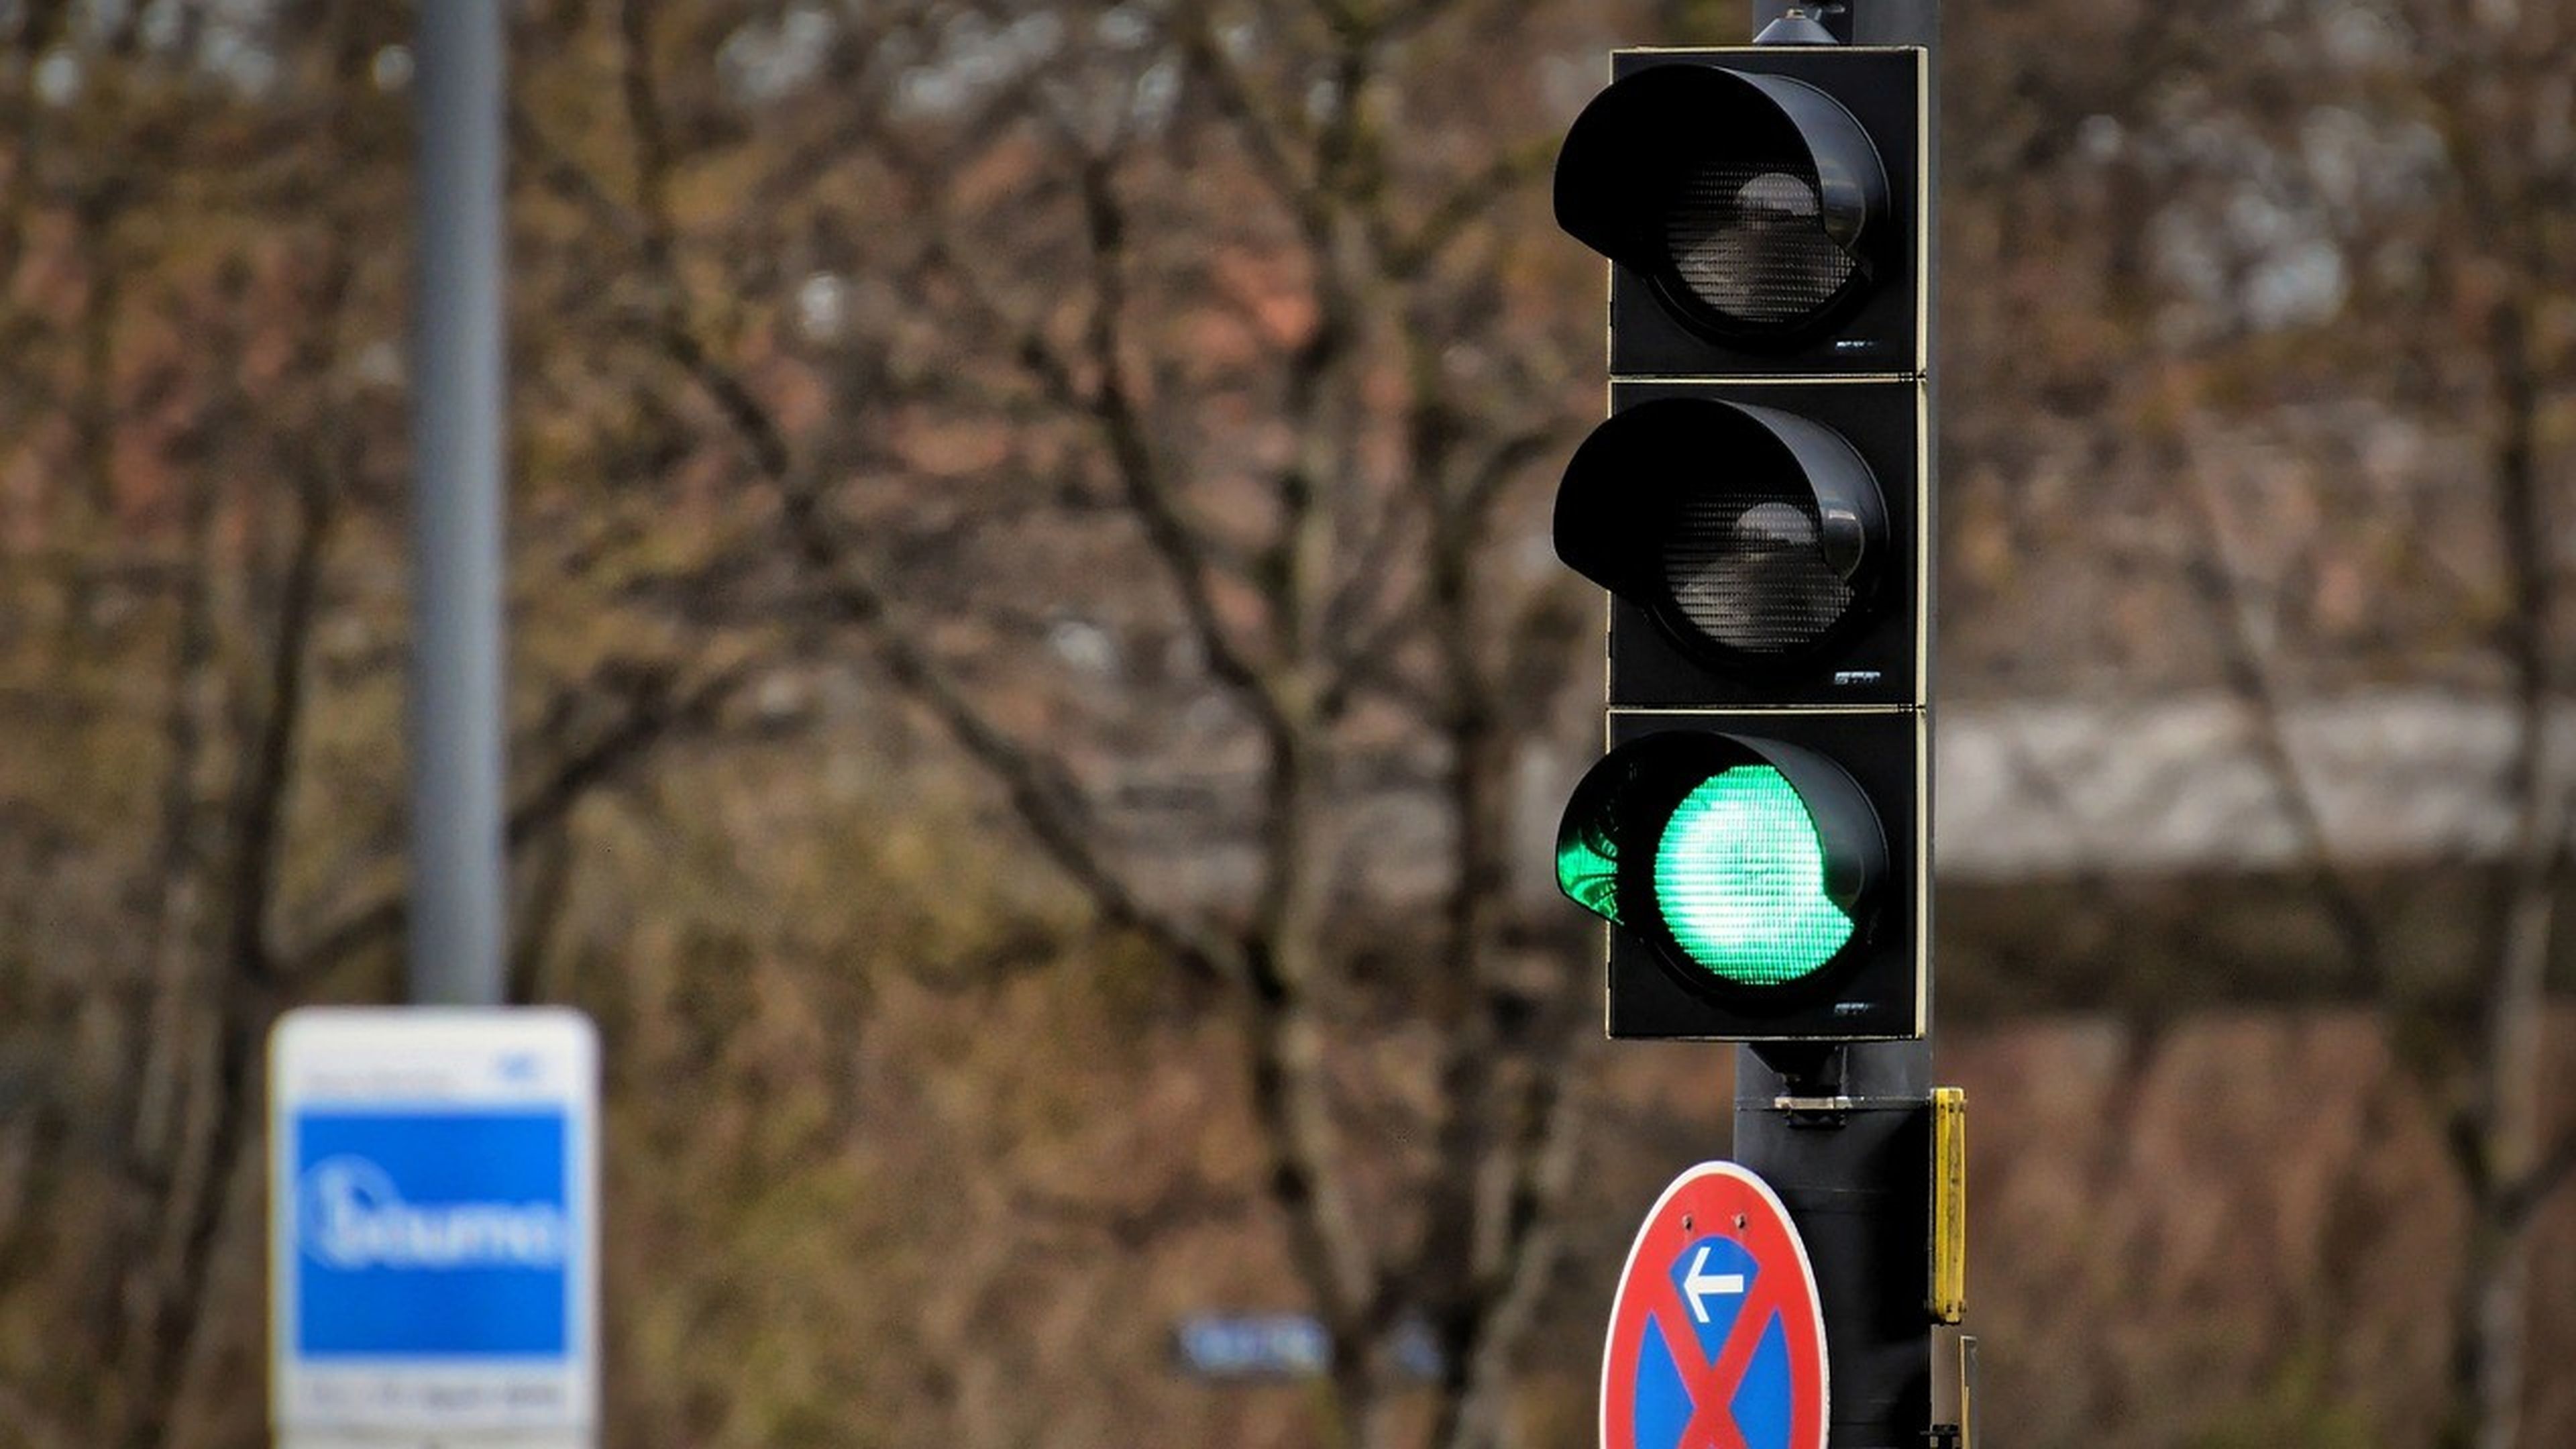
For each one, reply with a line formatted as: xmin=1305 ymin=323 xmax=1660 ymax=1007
xmin=1601 ymin=1162 xmax=1827 ymax=1449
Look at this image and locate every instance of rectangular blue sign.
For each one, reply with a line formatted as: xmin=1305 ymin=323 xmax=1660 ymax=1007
xmin=1172 ymin=1314 xmax=1445 ymax=1381
xmin=292 ymin=1108 xmax=574 ymax=1359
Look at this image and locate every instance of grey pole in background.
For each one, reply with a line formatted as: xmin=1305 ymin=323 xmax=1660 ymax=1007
xmin=409 ymin=0 xmax=508 ymax=1006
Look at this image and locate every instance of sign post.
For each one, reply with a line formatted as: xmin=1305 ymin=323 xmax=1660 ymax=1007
xmin=269 ymin=1008 xmax=599 ymax=1449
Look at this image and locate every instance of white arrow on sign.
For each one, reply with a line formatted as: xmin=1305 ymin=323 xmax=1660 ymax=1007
xmin=1683 ymin=1245 xmax=1747 ymax=1324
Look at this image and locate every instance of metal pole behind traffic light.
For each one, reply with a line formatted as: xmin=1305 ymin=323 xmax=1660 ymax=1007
xmin=1734 ymin=4 xmax=1948 ymax=1445
xmin=1736 ymin=1044 xmax=1936 ymax=1444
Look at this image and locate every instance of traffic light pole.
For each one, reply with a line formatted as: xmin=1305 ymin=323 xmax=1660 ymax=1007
xmin=1737 ymin=1047 xmax=1935 ymax=1445
xmin=1735 ymin=3 xmax=1945 ymax=1446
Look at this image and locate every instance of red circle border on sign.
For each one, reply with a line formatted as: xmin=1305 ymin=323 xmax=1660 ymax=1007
xmin=1599 ymin=1161 xmax=1829 ymax=1449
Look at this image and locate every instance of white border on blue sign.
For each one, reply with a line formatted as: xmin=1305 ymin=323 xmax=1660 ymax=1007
xmin=268 ymin=1007 xmax=599 ymax=1442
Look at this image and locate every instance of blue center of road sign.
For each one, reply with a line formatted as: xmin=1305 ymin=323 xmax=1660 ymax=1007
xmin=292 ymin=1109 xmax=573 ymax=1358
xmin=1629 ymin=1235 xmax=1794 ymax=1449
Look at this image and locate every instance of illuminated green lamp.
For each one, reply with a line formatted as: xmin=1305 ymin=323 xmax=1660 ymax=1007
xmin=1654 ymin=765 xmax=1851 ymax=985
xmin=1558 ymin=732 xmax=1882 ymax=1000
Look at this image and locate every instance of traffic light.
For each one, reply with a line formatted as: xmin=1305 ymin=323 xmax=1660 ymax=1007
xmin=1551 ymin=41 xmax=1930 ymax=1042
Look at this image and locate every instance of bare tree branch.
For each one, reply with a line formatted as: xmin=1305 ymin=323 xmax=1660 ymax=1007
xmin=519 ymin=18 xmax=1599 ymax=1446
xmin=1382 ymin=136 xmax=1559 ymax=280
xmin=1012 ymin=1167 xmax=1255 ymax=1253
xmin=2501 ymin=1119 xmax=2576 ymax=1229
xmin=1169 ymin=5 xmax=1324 ymax=236
xmin=1014 ymin=158 xmax=1291 ymax=735
xmin=2173 ymin=433 xmax=2384 ymax=990
xmin=280 ymin=663 xmax=755 ymax=985
xmin=1428 ymin=1029 xmax=1593 ymax=1449
xmin=225 ymin=454 xmax=335 ymax=990
xmin=577 ymin=50 xmax=1243 ymax=989
xmin=507 ymin=105 xmax=652 ymax=253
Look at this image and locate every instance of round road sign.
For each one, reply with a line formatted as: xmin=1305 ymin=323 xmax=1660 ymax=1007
xmin=1601 ymin=1161 xmax=1827 ymax=1449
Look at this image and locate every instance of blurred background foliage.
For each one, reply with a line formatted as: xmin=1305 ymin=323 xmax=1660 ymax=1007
xmin=1 ymin=0 xmax=2574 ymax=1446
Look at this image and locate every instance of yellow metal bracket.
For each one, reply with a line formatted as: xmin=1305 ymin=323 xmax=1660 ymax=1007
xmin=1929 ymin=1086 xmax=1966 ymax=1323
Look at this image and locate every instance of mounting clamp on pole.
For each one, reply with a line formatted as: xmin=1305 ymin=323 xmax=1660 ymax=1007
xmin=1755 ymin=1043 xmax=1857 ymax=1124
xmin=1756 ymin=3 xmax=1847 ymax=44
xmin=1757 ymin=0 xmax=1939 ymax=45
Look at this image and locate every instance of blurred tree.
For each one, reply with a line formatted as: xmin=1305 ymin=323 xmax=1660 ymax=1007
xmin=0 ymin=6 xmax=757 ymax=1443
xmin=2080 ymin=3 xmax=2576 ymax=1445
xmin=7 ymin=0 xmax=2572 ymax=1445
xmin=511 ymin=0 xmax=1620 ymax=1442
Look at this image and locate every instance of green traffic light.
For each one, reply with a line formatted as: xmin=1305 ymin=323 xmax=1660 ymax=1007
xmin=1652 ymin=765 xmax=1852 ymax=985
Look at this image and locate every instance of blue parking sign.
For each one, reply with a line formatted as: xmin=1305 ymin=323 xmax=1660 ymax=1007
xmin=270 ymin=1009 xmax=597 ymax=1440
xmin=293 ymin=1109 xmax=572 ymax=1357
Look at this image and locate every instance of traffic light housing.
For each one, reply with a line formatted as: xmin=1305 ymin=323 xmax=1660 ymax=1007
xmin=1553 ymin=44 xmax=1931 ymax=1042
xmin=1556 ymin=47 xmax=1925 ymax=374
xmin=1559 ymin=381 xmax=1923 ymax=709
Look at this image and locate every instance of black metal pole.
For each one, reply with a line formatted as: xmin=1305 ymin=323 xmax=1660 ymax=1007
xmin=1737 ymin=3 xmax=1943 ymax=1444
xmin=1737 ymin=1049 xmax=1934 ymax=1446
